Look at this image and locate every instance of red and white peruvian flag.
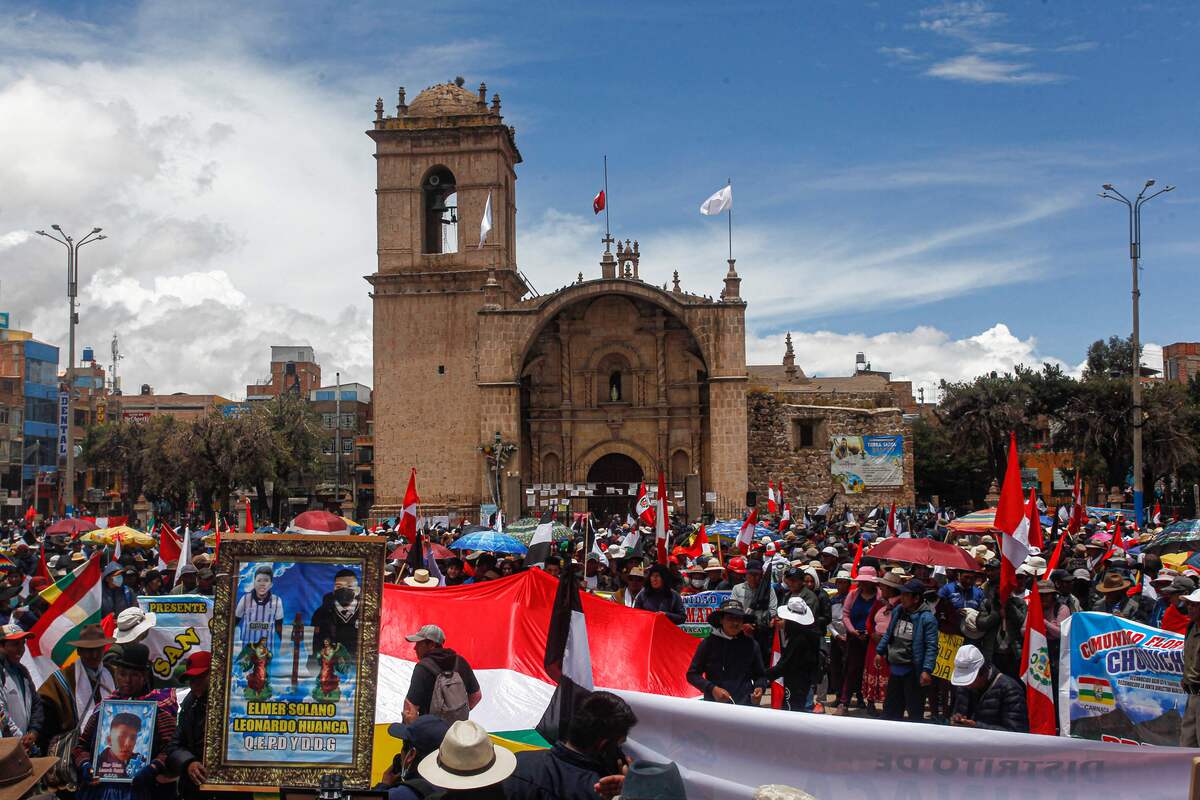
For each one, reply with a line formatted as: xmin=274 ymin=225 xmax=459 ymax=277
xmin=995 ymin=433 xmax=1030 ymax=606
xmin=770 ymin=629 xmax=785 ymax=709
xmin=635 ymin=482 xmax=655 ymax=527
xmin=767 ymin=481 xmax=778 ymax=514
xmin=655 ymin=470 xmax=669 ymax=565
xmin=736 ymin=507 xmax=759 ymax=555
xmin=1021 ymin=536 xmax=1057 ymax=735
xmin=1024 ymin=489 xmax=1044 ymax=550
xmin=157 ymin=523 xmax=181 ymax=572
xmin=399 ymin=468 xmax=420 ymax=544
xmin=778 ymin=503 xmax=791 ymax=533
xmin=886 ymin=502 xmax=898 ymax=537
xmin=1153 ymin=502 xmax=1163 ymax=526
xmin=1067 ymin=473 xmax=1085 ymax=534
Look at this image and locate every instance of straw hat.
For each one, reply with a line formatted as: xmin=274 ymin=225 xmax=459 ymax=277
xmin=417 ymin=720 xmax=516 ymax=790
xmin=404 ymin=569 xmax=439 ymax=588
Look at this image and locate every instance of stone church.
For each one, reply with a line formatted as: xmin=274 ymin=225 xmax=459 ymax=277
xmin=367 ymin=79 xmax=915 ymax=523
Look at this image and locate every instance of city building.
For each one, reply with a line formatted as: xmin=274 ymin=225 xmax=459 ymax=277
xmin=245 ymin=345 xmax=322 ymax=401
xmin=309 ymin=382 xmax=372 ymax=512
xmin=1163 ymin=342 xmax=1200 ymax=385
xmin=0 ymin=329 xmax=60 ymax=516
xmin=119 ymin=386 xmax=232 ymax=421
xmin=366 ymin=79 xmax=916 ymax=523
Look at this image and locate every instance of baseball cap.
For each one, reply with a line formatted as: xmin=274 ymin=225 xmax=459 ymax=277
xmin=181 ymin=651 xmax=212 ymax=679
xmin=405 ymin=624 xmax=446 ymax=646
xmin=388 ymin=715 xmax=452 ymax=757
xmin=1182 ymin=588 xmax=1200 ymax=604
xmin=950 ymin=644 xmax=986 ymax=687
xmin=821 ymin=546 xmax=839 ymax=557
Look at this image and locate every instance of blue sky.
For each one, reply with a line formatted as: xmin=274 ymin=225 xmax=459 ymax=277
xmin=1 ymin=1 xmax=1196 ymax=398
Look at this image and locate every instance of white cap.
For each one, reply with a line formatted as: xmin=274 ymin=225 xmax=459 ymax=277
xmin=821 ymin=546 xmax=839 ymax=557
xmin=950 ymin=644 xmax=986 ymax=686
xmin=1183 ymin=589 xmax=1200 ymax=605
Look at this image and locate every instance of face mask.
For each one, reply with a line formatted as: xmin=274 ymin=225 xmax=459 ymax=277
xmin=112 ymin=575 xmax=124 ymax=587
xmin=334 ymin=588 xmax=356 ymax=605
xmin=690 ymin=578 xmax=706 ymax=588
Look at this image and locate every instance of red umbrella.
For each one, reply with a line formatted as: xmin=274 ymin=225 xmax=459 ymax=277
xmin=45 ymin=518 xmax=98 ymax=537
xmin=389 ymin=541 xmax=454 ymax=561
xmin=290 ymin=510 xmax=349 ymax=535
xmin=867 ymin=537 xmax=980 ymax=572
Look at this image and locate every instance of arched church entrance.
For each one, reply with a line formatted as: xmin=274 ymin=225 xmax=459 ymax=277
xmin=586 ymin=453 xmax=643 ymax=522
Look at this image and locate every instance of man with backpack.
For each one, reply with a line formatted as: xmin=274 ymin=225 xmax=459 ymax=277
xmin=403 ymin=624 xmax=482 ymax=724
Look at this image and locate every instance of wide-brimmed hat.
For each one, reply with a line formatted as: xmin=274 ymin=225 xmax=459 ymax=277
xmin=0 ymin=737 xmax=56 ymax=800
xmin=960 ymin=608 xmax=984 ymax=639
xmin=417 ymin=720 xmax=516 ymax=790
xmin=703 ymin=562 xmax=725 ymax=574
xmin=777 ymin=596 xmax=815 ymax=626
xmin=950 ymin=644 xmax=986 ymax=687
xmin=1036 ymin=580 xmax=1057 ymax=594
xmin=606 ymin=545 xmax=625 ymax=559
xmin=1151 ymin=569 xmax=1180 ymax=587
xmin=708 ymin=599 xmax=749 ymax=628
xmin=627 ymin=566 xmax=646 ymax=579
xmin=878 ymin=572 xmax=907 ymax=591
xmin=114 ymin=607 xmax=157 ymax=643
xmin=404 ymin=569 xmax=439 ymax=588
xmin=1163 ymin=576 xmax=1197 ymax=596
xmin=1097 ymin=571 xmax=1132 ymax=593
xmin=619 ymin=760 xmax=687 ymax=800
xmin=66 ymin=623 xmax=114 ymax=649
xmin=833 ymin=568 xmax=853 ymax=581
xmin=854 ymin=566 xmax=879 ymax=584
xmin=107 ymin=642 xmax=151 ymax=671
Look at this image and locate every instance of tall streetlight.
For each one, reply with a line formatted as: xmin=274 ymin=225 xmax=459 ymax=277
xmin=1098 ymin=180 xmax=1174 ymax=527
xmin=35 ymin=225 xmax=106 ymax=513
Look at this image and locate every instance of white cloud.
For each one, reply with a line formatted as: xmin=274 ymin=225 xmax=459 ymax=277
xmin=925 ymin=54 xmax=1065 ymax=84
xmin=747 ymin=323 xmax=1081 ymax=403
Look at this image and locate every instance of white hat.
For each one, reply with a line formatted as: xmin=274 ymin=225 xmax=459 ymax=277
xmin=404 ymin=569 xmax=439 ymax=588
xmin=950 ymin=644 xmax=987 ymax=687
xmin=114 ymin=607 xmax=157 ymax=644
xmin=1152 ymin=569 xmax=1180 ymax=587
xmin=960 ymin=608 xmax=984 ymax=639
xmin=777 ymin=596 xmax=814 ymax=626
xmin=606 ymin=544 xmax=625 ymax=559
xmin=418 ymin=720 xmax=516 ymax=790
xmin=760 ymin=535 xmax=773 ymax=545
xmin=821 ymin=546 xmax=839 ymax=557
xmin=834 ymin=569 xmax=853 ymax=581
xmin=1182 ymin=588 xmax=1200 ymax=604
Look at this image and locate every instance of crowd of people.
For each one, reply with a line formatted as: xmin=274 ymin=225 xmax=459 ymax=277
xmin=0 ymin=499 xmax=1194 ymax=798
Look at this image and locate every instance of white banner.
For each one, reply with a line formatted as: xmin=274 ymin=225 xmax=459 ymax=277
xmin=617 ymin=688 xmax=1200 ymax=800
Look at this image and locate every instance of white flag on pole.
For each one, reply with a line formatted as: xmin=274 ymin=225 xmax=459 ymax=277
xmin=700 ymin=185 xmax=732 ymax=216
xmin=479 ymin=191 xmax=493 ymax=248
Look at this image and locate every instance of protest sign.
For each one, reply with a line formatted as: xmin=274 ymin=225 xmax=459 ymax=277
xmin=830 ymin=434 xmax=903 ymax=493
xmin=93 ymin=700 xmax=156 ymax=783
xmin=1059 ymin=612 xmax=1187 ymax=746
xmin=138 ymin=594 xmax=212 ymax=686
xmin=932 ymin=631 xmax=964 ymax=681
xmin=204 ymin=534 xmax=386 ymax=788
xmin=681 ymin=590 xmax=731 ymax=638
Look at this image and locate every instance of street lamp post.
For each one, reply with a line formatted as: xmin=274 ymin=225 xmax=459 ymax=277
xmin=1099 ymin=180 xmax=1174 ymax=528
xmin=35 ymin=225 xmax=106 ymax=514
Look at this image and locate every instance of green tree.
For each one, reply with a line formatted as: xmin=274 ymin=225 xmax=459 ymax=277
xmin=1083 ymin=335 xmax=1141 ymax=379
xmin=935 ymin=372 xmax=1032 ymax=482
xmin=911 ymin=417 xmax=991 ymax=509
xmin=250 ymin=395 xmax=322 ymax=523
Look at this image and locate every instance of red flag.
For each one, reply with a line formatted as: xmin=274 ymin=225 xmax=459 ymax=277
xmin=23 ymin=505 xmax=35 ymax=523
xmin=1021 ymin=569 xmax=1057 ymax=734
xmin=767 ymin=481 xmax=778 ymax=514
xmin=35 ymin=543 xmax=51 ymax=584
xmin=592 ymin=190 xmax=605 ymax=214
xmin=1025 ymin=489 xmax=1044 ymax=550
xmin=1067 ymin=473 xmax=1084 ymax=534
xmin=399 ymin=468 xmax=420 ymax=544
xmin=635 ymin=482 xmax=655 ymax=527
xmin=777 ymin=502 xmax=791 ymax=533
xmin=770 ymin=629 xmax=785 ymax=710
xmin=244 ymin=498 xmax=255 ymax=535
xmin=1111 ymin=518 xmax=1126 ymax=551
xmin=886 ymin=502 xmax=898 ymax=537
xmin=1153 ymin=502 xmax=1163 ymax=525
xmin=158 ymin=523 xmax=181 ymax=571
xmin=851 ymin=534 xmax=865 ymax=578
xmin=682 ymin=525 xmax=708 ymax=559
xmin=735 ymin=507 xmax=758 ymax=555
xmin=995 ymin=433 xmax=1029 ymax=607
xmin=1041 ymin=528 xmax=1066 ymax=580
xmin=655 ymin=470 xmax=669 ymax=565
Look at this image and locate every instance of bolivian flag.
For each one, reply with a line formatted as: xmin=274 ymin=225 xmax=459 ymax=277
xmin=1078 ymin=676 xmax=1116 ymax=707
xmin=27 ymin=555 xmax=103 ymax=669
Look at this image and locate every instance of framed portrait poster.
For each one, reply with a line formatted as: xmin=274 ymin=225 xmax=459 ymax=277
xmin=93 ymin=700 xmax=157 ymax=783
xmin=202 ymin=534 xmax=386 ymax=788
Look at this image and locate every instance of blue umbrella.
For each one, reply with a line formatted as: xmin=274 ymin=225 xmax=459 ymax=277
xmin=450 ymin=529 xmax=528 ymax=555
xmin=708 ymin=520 xmax=779 ymax=540
xmin=257 ymin=525 xmax=280 ymax=534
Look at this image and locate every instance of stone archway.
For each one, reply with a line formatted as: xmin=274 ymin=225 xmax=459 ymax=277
xmin=586 ymin=453 xmax=644 ymax=522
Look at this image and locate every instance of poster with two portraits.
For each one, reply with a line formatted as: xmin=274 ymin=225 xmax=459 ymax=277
xmin=202 ymin=534 xmax=386 ymax=789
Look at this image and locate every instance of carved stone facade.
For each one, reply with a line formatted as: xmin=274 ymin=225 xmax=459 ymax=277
xmin=367 ymin=79 xmax=912 ymax=522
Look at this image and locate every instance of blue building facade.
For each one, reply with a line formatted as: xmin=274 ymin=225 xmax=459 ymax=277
xmin=22 ymin=338 xmax=60 ymax=483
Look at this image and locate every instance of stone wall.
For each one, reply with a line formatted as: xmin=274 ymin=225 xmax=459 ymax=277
xmin=747 ymin=390 xmax=915 ymax=516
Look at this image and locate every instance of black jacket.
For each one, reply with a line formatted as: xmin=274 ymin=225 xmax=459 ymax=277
xmin=166 ymin=689 xmax=207 ymax=799
xmin=686 ymin=632 xmax=767 ymax=705
xmin=633 ymin=589 xmax=685 ymax=624
xmin=953 ymin=666 xmax=1029 ymax=732
xmin=503 ymin=743 xmax=607 ymax=800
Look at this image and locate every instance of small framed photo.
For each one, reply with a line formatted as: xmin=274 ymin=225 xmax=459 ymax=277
xmin=93 ymin=700 xmax=157 ymax=783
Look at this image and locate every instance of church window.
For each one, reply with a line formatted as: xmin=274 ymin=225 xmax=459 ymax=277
xmin=422 ymin=166 xmax=458 ymax=254
xmin=609 ymin=371 xmax=622 ymax=402
xmin=794 ymin=420 xmax=818 ymax=450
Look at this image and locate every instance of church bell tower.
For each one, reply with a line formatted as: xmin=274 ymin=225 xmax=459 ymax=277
xmin=367 ymin=77 xmax=526 ymax=517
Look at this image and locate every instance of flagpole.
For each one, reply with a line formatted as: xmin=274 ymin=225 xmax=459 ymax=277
xmin=603 ymin=155 xmax=611 ymax=250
